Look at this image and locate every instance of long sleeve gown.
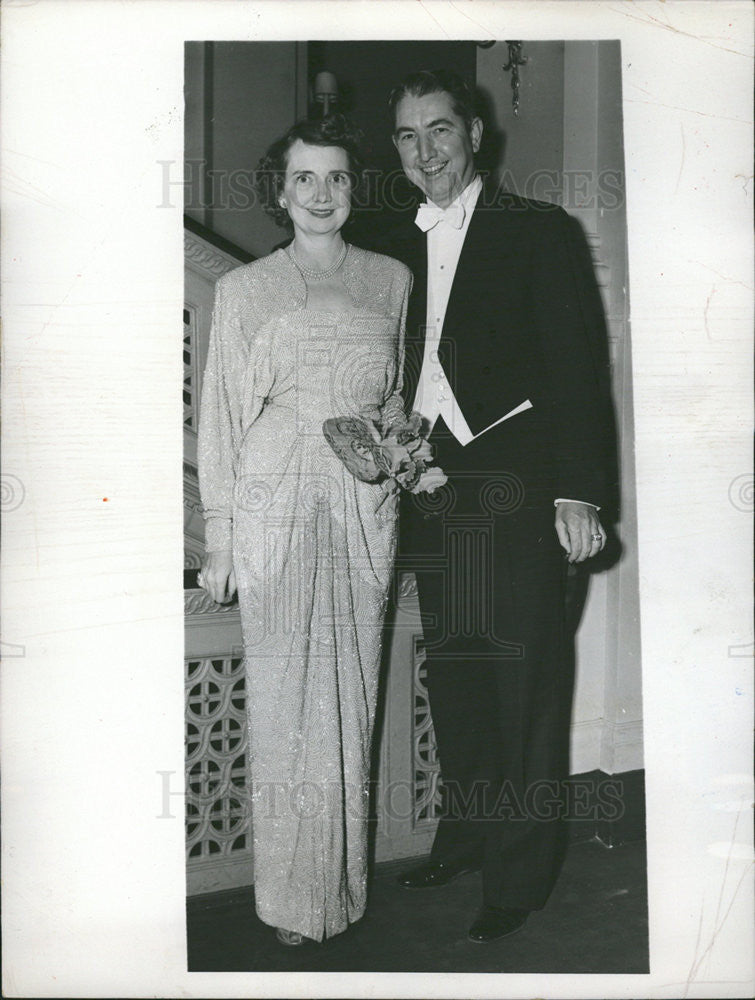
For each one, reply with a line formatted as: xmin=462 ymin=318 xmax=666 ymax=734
xmin=198 ymin=245 xmax=411 ymax=940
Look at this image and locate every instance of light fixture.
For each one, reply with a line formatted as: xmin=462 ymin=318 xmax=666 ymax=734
xmin=313 ymin=71 xmax=338 ymax=117
xmin=502 ymin=42 xmax=527 ymax=118
xmin=476 ymin=40 xmax=528 ymax=117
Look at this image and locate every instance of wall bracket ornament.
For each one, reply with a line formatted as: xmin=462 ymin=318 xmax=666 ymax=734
xmin=477 ymin=40 xmax=527 ymax=118
xmin=502 ymin=41 xmax=527 ymax=118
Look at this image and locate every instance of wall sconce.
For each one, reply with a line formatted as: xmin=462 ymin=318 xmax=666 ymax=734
xmin=477 ymin=40 xmax=528 ymax=118
xmin=313 ymin=71 xmax=338 ymax=117
xmin=503 ymin=42 xmax=527 ymax=118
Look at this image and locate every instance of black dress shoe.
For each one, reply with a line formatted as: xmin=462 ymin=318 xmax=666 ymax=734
xmin=468 ymin=905 xmax=529 ymax=943
xmin=396 ymin=858 xmax=480 ymax=889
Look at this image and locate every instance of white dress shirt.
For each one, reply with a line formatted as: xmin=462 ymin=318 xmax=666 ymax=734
xmin=412 ymin=175 xmax=482 ymax=446
xmin=412 ymin=176 xmax=597 ymax=510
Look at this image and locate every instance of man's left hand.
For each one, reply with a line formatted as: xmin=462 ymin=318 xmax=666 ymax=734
xmin=555 ymin=502 xmax=606 ymax=563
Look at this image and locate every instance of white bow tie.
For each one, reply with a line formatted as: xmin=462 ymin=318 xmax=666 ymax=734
xmin=414 ymin=200 xmax=465 ymax=232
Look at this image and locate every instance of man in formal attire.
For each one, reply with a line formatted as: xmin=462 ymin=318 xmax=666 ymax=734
xmin=380 ymin=70 xmax=615 ymax=943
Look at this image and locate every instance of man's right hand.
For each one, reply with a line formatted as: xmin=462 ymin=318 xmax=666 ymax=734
xmin=554 ymin=502 xmax=606 ymax=563
xmin=199 ymin=550 xmax=237 ymax=604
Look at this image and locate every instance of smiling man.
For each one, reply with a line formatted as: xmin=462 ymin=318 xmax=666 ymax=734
xmin=392 ymin=87 xmax=482 ymax=210
xmin=380 ymin=69 xmax=616 ymax=943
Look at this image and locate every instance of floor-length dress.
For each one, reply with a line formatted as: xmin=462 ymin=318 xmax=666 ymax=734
xmin=198 ymin=246 xmax=412 ymax=940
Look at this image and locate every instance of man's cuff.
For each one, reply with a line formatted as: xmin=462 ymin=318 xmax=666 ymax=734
xmin=554 ymin=498 xmax=601 ymax=511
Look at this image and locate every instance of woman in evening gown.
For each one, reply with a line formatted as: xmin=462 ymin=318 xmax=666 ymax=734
xmin=197 ymin=115 xmax=411 ymax=945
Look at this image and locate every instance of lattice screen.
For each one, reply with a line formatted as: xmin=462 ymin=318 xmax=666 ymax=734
xmin=185 ymin=653 xmax=254 ymax=890
xmin=413 ymin=653 xmax=442 ymax=826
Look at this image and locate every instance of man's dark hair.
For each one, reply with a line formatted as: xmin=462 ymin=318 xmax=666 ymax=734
xmin=255 ymin=114 xmax=365 ymax=228
xmin=388 ymin=69 xmax=478 ymax=133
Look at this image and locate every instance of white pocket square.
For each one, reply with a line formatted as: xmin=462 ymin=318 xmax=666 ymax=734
xmin=472 ymin=399 xmax=533 ymax=440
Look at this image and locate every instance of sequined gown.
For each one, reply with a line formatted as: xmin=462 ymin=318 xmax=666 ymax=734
xmin=198 ymin=246 xmax=411 ymax=941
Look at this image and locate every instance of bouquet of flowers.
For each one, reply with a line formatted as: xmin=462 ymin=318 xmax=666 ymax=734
xmin=322 ymin=411 xmax=447 ymax=497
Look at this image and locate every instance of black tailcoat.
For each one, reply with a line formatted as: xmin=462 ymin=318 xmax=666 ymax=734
xmin=375 ymin=190 xmax=616 ymax=910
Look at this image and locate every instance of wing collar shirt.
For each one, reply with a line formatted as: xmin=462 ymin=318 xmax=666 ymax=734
xmin=412 ymin=174 xmax=597 ymax=510
xmin=412 ymin=174 xmax=482 ymax=447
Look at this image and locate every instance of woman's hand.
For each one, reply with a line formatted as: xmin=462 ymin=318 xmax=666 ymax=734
xmin=198 ymin=550 xmax=237 ymax=604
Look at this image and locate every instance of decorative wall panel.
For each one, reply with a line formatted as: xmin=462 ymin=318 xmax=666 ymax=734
xmin=413 ymin=653 xmax=442 ymax=826
xmin=184 ymin=605 xmax=251 ymax=895
xmin=185 ymin=653 xmax=250 ymax=868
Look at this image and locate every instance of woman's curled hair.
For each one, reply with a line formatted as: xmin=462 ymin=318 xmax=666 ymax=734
xmin=255 ymin=114 xmax=365 ymax=227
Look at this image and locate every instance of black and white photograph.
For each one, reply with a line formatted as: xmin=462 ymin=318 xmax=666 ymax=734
xmin=182 ymin=38 xmax=646 ymax=973
xmin=1 ymin=2 xmax=752 ymax=998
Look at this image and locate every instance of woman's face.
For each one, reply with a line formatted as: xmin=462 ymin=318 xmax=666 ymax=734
xmin=281 ymin=139 xmax=352 ymax=239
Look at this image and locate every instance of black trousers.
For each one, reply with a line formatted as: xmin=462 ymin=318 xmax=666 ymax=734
xmin=402 ymin=419 xmax=574 ymax=910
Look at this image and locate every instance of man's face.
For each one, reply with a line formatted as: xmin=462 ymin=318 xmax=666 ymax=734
xmin=392 ymin=90 xmax=482 ymax=208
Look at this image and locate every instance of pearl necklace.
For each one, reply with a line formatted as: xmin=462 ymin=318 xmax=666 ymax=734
xmin=290 ymin=242 xmax=348 ymax=281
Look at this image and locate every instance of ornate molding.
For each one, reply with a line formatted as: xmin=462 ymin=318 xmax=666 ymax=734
xmin=183 ymin=460 xmax=200 ymax=510
xmin=397 ymin=571 xmax=418 ymax=601
xmin=185 ymin=588 xmax=239 ymax=617
xmin=185 ymin=231 xmax=241 ymax=280
xmin=412 ymin=646 xmax=442 ymax=826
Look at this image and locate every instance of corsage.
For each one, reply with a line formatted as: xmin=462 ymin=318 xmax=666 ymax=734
xmin=322 ymin=411 xmax=447 ymax=499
